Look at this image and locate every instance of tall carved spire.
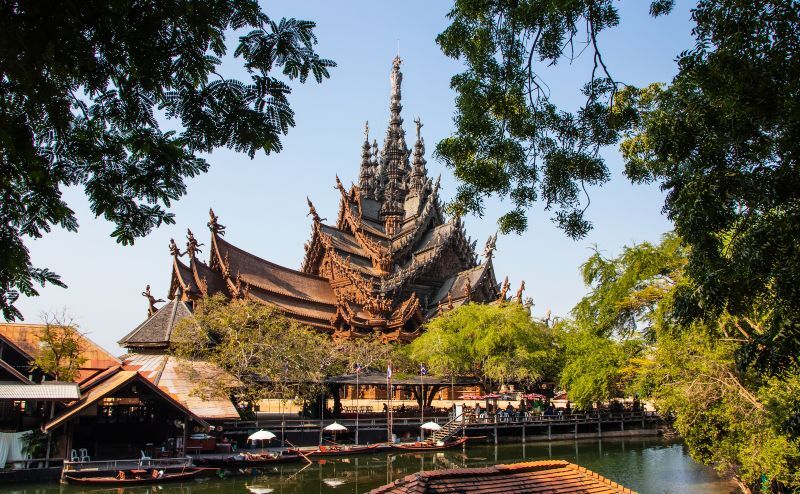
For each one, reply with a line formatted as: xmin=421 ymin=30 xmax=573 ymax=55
xmin=380 ymin=56 xmax=410 ymax=236
xmin=409 ymin=117 xmax=427 ymax=196
xmin=359 ymin=121 xmax=374 ymax=198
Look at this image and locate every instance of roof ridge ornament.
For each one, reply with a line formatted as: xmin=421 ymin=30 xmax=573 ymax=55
xmin=208 ymin=208 xmax=226 ymax=236
xmin=142 ymin=284 xmax=165 ymax=317
xmin=185 ymin=229 xmax=203 ymax=259
xmin=483 ymin=232 xmax=498 ymax=260
xmin=169 ymin=238 xmax=183 ymax=257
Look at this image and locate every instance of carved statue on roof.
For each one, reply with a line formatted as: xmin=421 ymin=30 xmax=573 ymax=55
xmin=498 ymin=276 xmax=510 ymax=301
xmin=483 ymin=233 xmax=498 ymax=260
xmin=169 ymin=238 xmax=182 ymax=257
xmin=142 ymin=284 xmax=165 ymax=317
xmin=208 ymin=208 xmax=226 ymax=236
xmin=515 ymin=280 xmax=526 ymax=304
xmin=185 ymin=229 xmax=203 ymax=258
xmin=306 ymin=197 xmax=324 ymax=223
xmin=464 ymin=277 xmax=472 ymax=301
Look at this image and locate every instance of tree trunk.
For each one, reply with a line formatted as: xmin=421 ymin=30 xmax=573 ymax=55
xmin=425 ymin=385 xmax=443 ymax=408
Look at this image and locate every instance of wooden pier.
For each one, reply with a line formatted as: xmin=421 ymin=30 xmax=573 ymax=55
xmin=222 ymin=411 xmax=662 ymax=446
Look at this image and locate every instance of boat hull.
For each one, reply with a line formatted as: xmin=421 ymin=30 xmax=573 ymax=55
xmin=63 ymin=467 xmax=216 ymax=485
xmin=391 ymin=437 xmax=469 ymax=451
xmin=194 ymin=455 xmax=303 ymax=468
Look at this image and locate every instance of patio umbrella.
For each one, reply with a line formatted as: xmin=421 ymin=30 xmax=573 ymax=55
xmin=420 ymin=422 xmax=442 ymax=431
xmin=323 ymin=422 xmax=348 ymax=442
xmin=323 ymin=422 xmax=348 ymax=432
xmin=248 ymin=429 xmax=276 ymax=448
xmin=323 ymin=479 xmax=346 ymax=487
xmin=524 ymin=393 xmax=546 ymax=400
xmin=247 ymin=487 xmax=275 ymax=494
xmin=460 ymin=393 xmax=482 ymax=400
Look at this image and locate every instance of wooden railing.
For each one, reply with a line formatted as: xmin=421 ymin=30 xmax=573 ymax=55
xmin=223 ymin=411 xmax=659 ymax=431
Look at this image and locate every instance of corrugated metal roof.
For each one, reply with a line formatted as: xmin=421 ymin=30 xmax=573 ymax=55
xmin=0 ymin=382 xmax=80 ymax=400
xmin=124 ymin=354 xmax=240 ymax=420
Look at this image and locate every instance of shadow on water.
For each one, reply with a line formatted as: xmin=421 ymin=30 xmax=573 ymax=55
xmin=9 ymin=438 xmax=737 ymax=494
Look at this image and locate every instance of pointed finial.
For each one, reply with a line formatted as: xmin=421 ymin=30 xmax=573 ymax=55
xmin=364 ymin=121 xmax=370 ymax=142
xmin=414 ymin=117 xmax=423 ymax=140
xmin=515 ymin=280 xmax=526 ymax=303
xmin=208 ymin=208 xmax=226 ymax=235
xmin=498 ymin=276 xmax=510 ymax=301
xmin=483 ymin=232 xmax=497 ymax=259
xmin=185 ymin=229 xmax=203 ymax=258
xmin=306 ymin=196 xmax=321 ymax=223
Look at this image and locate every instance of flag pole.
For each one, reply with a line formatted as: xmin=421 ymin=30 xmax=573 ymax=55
xmin=387 ymin=362 xmax=393 ymax=443
xmin=355 ymin=363 xmax=360 ymax=445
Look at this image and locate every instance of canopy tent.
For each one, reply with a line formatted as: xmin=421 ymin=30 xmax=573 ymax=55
xmin=323 ymin=422 xmax=348 ymax=432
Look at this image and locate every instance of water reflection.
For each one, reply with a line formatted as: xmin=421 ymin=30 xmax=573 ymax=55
xmin=12 ymin=438 xmax=736 ymax=494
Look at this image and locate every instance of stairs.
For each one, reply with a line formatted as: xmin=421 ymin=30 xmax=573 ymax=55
xmin=429 ymin=416 xmax=466 ymax=443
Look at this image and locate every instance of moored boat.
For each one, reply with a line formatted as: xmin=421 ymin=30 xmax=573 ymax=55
xmin=290 ymin=443 xmax=389 ymax=457
xmin=194 ymin=452 xmax=303 ymax=468
xmin=390 ymin=436 xmax=469 ymax=451
xmin=63 ymin=467 xmax=215 ymax=485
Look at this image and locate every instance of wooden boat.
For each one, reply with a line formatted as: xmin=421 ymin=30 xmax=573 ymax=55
xmin=194 ymin=453 xmax=303 ymax=468
xmin=391 ymin=436 xmax=469 ymax=451
xmin=63 ymin=467 xmax=215 ymax=485
xmin=290 ymin=443 xmax=389 ymax=457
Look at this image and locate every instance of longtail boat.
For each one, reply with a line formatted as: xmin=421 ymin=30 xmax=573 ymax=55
xmin=63 ymin=467 xmax=215 ymax=485
xmin=194 ymin=453 xmax=303 ymax=468
xmin=290 ymin=443 xmax=389 ymax=457
xmin=390 ymin=436 xmax=469 ymax=451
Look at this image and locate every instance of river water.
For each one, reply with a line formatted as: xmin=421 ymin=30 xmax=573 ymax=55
xmin=8 ymin=438 xmax=736 ymax=493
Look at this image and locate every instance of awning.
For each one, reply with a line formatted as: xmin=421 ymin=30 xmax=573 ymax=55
xmin=44 ymin=370 xmax=209 ymax=432
xmin=0 ymin=382 xmax=80 ymax=400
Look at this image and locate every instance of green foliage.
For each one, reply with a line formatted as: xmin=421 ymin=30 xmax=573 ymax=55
xmin=573 ymin=232 xmax=685 ymax=340
xmin=407 ymin=302 xmax=558 ymax=390
xmin=435 ymin=1 xmax=672 ymax=237
xmin=0 ymin=1 xmax=334 ymax=321
xmin=641 ymin=326 xmax=800 ymax=490
xmin=171 ymin=295 xmax=337 ymax=405
xmin=618 ymin=0 xmax=800 ymax=374
xmin=30 ymin=313 xmax=87 ymax=382
xmin=555 ymin=321 xmax=645 ymax=409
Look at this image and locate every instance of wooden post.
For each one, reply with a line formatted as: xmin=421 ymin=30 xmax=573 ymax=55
xmin=493 ymin=418 xmax=498 ymax=445
xmin=182 ymin=414 xmax=189 ymax=456
xmin=547 ymin=423 xmax=551 ymax=440
xmin=522 ymin=422 xmax=526 ymax=443
xmin=598 ymin=420 xmax=602 ymax=438
xmin=574 ymin=422 xmax=578 ymax=438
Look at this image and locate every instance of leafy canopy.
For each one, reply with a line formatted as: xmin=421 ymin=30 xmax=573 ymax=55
xmin=30 ymin=312 xmax=87 ymax=382
xmin=0 ymin=0 xmax=334 ymax=321
xmin=435 ymin=0 xmax=673 ymax=237
xmin=171 ymin=295 xmax=338 ymax=406
xmin=407 ymin=302 xmax=558 ymax=390
xmin=618 ymin=0 xmax=800 ymax=374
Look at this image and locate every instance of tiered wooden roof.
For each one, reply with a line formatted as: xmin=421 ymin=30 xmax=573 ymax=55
xmin=122 ymin=57 xmax=506 ymax=348
xmin=369 ymin=460 xmax=637 ymax=494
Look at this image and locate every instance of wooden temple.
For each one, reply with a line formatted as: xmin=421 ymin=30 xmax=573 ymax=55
xmin=121 ymin=57 xmax=505 ymax=348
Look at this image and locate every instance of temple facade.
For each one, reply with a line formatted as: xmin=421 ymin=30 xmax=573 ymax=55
xmin=121 ymin=57 xmax=506 ymax=349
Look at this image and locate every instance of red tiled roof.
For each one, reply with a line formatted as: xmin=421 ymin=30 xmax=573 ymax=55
xmin=0 ymin=323 xmax=120 ymax=382
xmin=369 ymin=460 xmax=636 ymax=494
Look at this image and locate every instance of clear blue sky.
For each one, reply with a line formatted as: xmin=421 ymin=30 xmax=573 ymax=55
xmin=15 ymin=1 xmax=695 ymax=354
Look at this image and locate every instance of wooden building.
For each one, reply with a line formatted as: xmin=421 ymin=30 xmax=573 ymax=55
xmin=125 ymin=57 xmax=511 ymax=347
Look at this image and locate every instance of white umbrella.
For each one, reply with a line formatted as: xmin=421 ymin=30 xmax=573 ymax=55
xmin=248 ymin=429 xmax=277 ymax=441
xmin=420 ymin=422 xmax=442 ymax=431
xmin=323 ymin=422 xmax=348 ymax=432
xmin=247 ymin=487 xmax=275 ymax=494
xmin=323 ymin=479 xmax=346 ymax=487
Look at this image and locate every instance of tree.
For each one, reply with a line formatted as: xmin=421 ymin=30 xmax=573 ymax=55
xmin=555 ymin=321 xmax=645 ymax=409
xmin=407 ymin=302 xmax=558 ymax=392
xmin=435 ymin=1 xmax=673 ymax=236
xmin=573 ymin=232 xmax=686 ymax=340
xmin=569 ymin=234 xmax=800 ymax=491
xmin=0 ymin=0 xmax=335 ymax=321
xmin=171 ymin=295 xmax=337 ymax=412
xmin=617 ymin=0 xmax=800 ymax=374
xmin=30 ymin=311 xmax=87 ymax=382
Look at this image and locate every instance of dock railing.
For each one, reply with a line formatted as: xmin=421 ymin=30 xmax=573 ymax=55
xmin=223 ymin=410 xmax=659 ymax=430
xmin=62 ymin=457 xmax=192 ymax=473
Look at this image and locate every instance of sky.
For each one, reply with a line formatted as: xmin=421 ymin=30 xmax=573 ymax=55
xmin=14 ymin=1 xmax=696 ymax=354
